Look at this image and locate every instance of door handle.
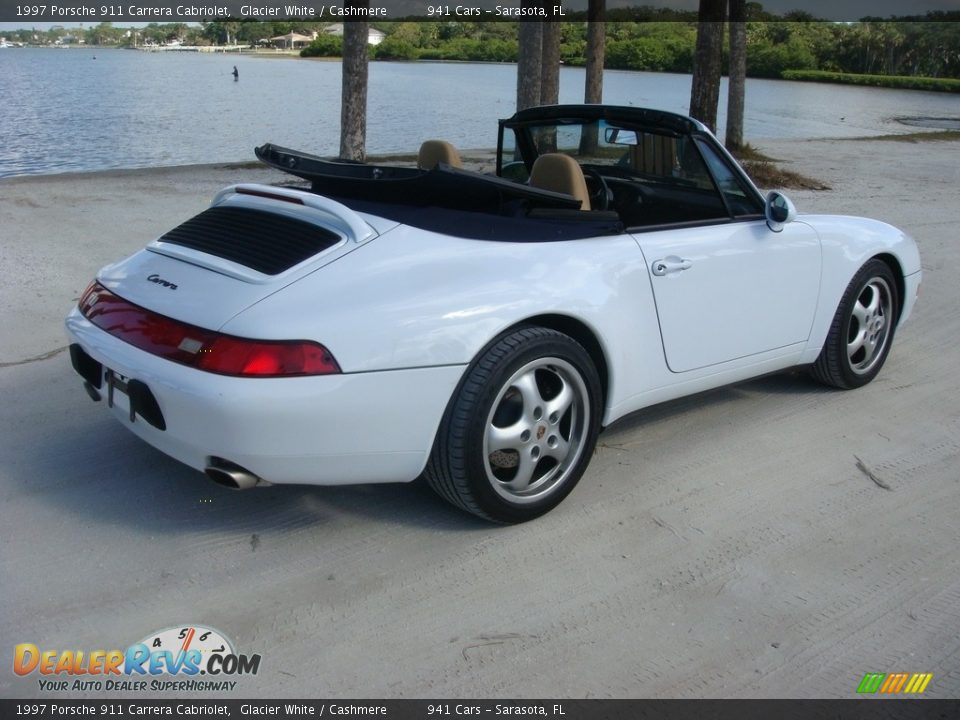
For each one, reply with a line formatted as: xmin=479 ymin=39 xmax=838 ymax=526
xmin=652 ymin=256 xmax=693 ymax=276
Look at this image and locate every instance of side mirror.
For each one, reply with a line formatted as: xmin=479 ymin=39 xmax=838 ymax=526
xmin=765 ymin=191 xmax=797 ymax=232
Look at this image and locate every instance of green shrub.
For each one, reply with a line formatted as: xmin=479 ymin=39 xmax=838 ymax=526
xmin=605 ymin=35 xmax=694 ymax=73
xmin=782 ymin=70 xmax=960 ymax=92
xmin=560 ymin=41 xmax=587 ymax=66
xmin=300 ymin=34 xmax=342 ymax=58
xmin=417 ymin=38 xmax=516 ymax=62
xmin=747 ymin=39 xmax=817 ymax=78
xmin=374 ymin=37 xmax=418 ymax=61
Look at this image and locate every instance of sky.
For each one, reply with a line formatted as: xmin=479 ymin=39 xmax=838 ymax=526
xmin=1 ymin=0 xmax=958 ymax=32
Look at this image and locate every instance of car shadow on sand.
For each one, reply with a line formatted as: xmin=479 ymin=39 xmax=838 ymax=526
xmin=32 ymin=433 xmax=488 ymax=535
xmin=15 ymin=361 xmax=833 ymax=540
xmin=13 ymin=365 xmax=488 ymax=536
xmin=602 ymin=369 xmax=836 ymax=438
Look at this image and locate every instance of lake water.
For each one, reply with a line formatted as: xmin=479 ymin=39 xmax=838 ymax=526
xmin=1 ymin=48 xmax=956 ymax=178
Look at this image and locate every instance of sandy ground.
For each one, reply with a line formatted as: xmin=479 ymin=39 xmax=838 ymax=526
xmin=1 ymin=139 xmax=958 ymax=699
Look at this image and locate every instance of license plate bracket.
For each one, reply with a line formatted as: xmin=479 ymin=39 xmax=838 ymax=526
xmin=105 ymin=368 xmax=166 ymax=431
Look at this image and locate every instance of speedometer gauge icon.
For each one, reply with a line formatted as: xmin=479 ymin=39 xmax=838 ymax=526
xmin=137 ymin=625 xmax=235 ymax=671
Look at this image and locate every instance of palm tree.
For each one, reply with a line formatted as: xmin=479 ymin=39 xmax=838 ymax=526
xmin=579 ymin=0 xmax=606 ymax=155
xmin=584 ymin=0 xmax=606 ymax=105
xmin=689 ymin=0 xmax=726 ymax=133
xmin=516 ymin=19 xmax=543 ymax=111
xmin=339 ymin=6 xmax=369 ymax=162
xmin=540 ymin=22 xmax=561 ymax=106
xmin=725 ymin=0 xmax=747 ymax=150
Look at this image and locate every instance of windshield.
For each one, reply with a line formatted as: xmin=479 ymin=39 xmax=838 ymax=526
xmin=498 ymin=114 xmax=764 ymax=227
xmin=500 ymin=119 xmax=719 ymax=191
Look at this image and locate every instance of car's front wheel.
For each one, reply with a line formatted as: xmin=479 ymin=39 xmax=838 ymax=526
xmin=425 ymin=327 xmax=602 ymax=523
xmin=812 ymin=258 xmax=900 ymax=389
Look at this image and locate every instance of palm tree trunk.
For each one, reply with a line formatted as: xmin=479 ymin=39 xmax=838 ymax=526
xmin=579 ymin=0 xmax=606 ymax=155
xmin=540 ymin=21 xmax=561 ymax=106
xmin=725 ymin=0 xmax=747 ymax=150
xmin=584 ymin=0 xmax=605 ymax=104
xmin=516 ymin=18 xmax=543 ymax=111
xmin=689 ymin=0 xmax=726 ymax=133
xmin=339 ymin=9 xmax=369 ymax=162
xmin=536 ymin=20 xmax=562 ymax=153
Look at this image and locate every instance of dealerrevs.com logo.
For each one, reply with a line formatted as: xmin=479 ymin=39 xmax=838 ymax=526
xmin=14 ymin=625 xmax=261 ymax=692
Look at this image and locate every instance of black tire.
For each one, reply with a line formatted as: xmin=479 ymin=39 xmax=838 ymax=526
xmin=425 ymin=327 xmax=602 ymax=523
xmin=812 ymin=259 xmax=900 ymax=389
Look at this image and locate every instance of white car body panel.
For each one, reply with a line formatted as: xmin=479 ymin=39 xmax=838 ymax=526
xmin=94 ymin=188 xmax=397 ymax=332
xmin=63 ymin=105 xmax=922 ymax=496
xmin=65 ymin=189 xmax=922 ymax=486
xmin=66 ymin=308 xmax=463 ymax=484
xmin=794 ymin=215 xmax=922 ymax=364
xmin=219 ymin=224 xmax=647 ymax=373
xmin=632 ymin=219 xmax=821 ymax=372
xmin=221 ymin=213 xmax=878 ymax=432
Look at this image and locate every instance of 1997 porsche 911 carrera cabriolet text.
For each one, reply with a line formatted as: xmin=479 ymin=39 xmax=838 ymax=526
xmin=66 ymin=105 xmax=921 ymax=523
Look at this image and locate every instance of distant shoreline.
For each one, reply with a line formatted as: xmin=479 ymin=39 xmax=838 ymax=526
xmin=0 ymin=160 xmax=270 ymax=185
xmin=3 ymin=50 xmax=956 ymax=180
xmin=3 ymin=132 xmax=958 ymax=184
xmin=1 ymin=131 xmax=954 ymax=182
xmin=8 ymin=45 xmax=958 ymax=94
xmin=2 ymin=44 xmax=300 ymax=55
xmin=0 ymin=150 xmax=498 ymax=183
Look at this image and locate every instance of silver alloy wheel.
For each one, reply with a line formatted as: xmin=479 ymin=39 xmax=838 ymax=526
xmin=482 ymin=357 xmax=590 ymax=504
xmin=847 ymin=275 xmax=894 ymax=375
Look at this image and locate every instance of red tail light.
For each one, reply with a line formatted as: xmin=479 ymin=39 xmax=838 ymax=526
xmin=198 ymin=337 xmax=339 ymax=376
xmin=78 ymin=282 xmax=340 ymax=378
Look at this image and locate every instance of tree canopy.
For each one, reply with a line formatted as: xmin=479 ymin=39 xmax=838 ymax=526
xmin=9 ymin=11 xmax=957 ymax=81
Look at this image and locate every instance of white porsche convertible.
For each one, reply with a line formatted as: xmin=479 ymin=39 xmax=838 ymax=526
xmin=66 ymin=105 xmax=921 ymax=523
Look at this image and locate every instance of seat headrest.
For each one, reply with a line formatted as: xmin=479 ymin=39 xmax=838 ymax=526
xmin=418 ymin=140 xmax=463 ymax=170
xmin=528 ymin=153 xmax=591 ymax=211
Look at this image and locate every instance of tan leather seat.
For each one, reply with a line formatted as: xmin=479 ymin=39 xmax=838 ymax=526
xmin=528 ymin=153 xmax=591 ymax=211
xmin=417 ymin=140 xmax=463 ymax=170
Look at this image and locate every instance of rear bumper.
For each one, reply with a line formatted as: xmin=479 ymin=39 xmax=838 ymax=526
xmin=65 ymin=308 xmax=465 ymax=485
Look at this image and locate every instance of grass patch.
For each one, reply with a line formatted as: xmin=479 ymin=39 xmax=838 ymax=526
xmin=739 ymin=161 xmax=830 ymax=191
xmin=730 ymin=143 xmax=778 ymax=163
xmin=782 ymin=70 xmax=960 ymax=93
xmin=850 ymin=130 xmax=960 ymax=142
xmin=731 ymin=144 xmax=829 ymax=190
xmin=367 ymin=152 xmax=420 ymax=165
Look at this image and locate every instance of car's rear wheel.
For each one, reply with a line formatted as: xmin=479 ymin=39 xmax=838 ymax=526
xmin=812 ymin=258 xmax=899 ymax=389
xmin=425 ymin=327 xmax=601 ymax=523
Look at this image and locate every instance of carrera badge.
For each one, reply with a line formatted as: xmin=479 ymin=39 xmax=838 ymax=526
xmin=147 ymin=274 xmax=178 ymax=290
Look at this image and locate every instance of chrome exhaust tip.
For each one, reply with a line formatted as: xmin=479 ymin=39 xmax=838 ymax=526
xmin=205 ymin=459 xmax=267 ymax=490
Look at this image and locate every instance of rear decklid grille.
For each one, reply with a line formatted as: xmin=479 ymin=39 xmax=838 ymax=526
xmin=159 ymin=206 xmax=340 ymax=275
xmin=93 ymin=184 xmax=384 ymax=331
